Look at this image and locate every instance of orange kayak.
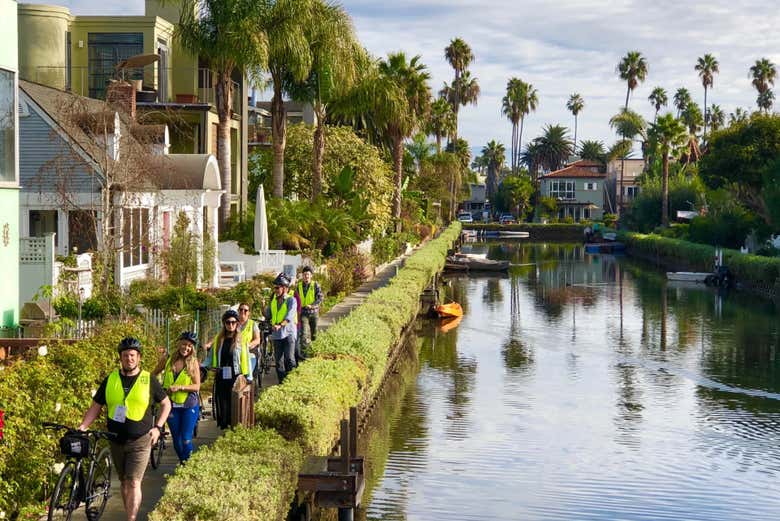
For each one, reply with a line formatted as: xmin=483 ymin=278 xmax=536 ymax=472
xmin=435 ymin=302 xmax=463 ymax=318
xmin=438 ymin=315 xmax=463 ymax=333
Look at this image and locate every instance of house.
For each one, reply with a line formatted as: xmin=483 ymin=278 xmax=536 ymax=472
xmin=250 ymin=100 xmax=317 ymax=152
xmin=606 ymin=158 xmax=646 ymax=214
xmin=0 ymin=0 xmax=20 ymax=331
xmin=18 ymin=79 xmax=222 ymax=289
xmin=463 ymin=183 xmax=488 ymax=220
xmin=539 ymin=160 xmax=605 ymax=221
xmin=16 ymin=0 xmax=249 ymax=223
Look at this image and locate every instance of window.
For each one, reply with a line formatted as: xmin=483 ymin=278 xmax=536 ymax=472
xmin=29 ymin=210 xmax=58 ymax=245
xmin=549 ymin=180 xmax=575 ymax=200
xmin=583 ymin=207 xmax=591 ymax=219
xmin=122 ymin=208 xmax=151 ymax=268
xmin=88 ymin=33 xmax=144 ymax=99
xmin=625 ymin=186 xmax=639 ymax=199
xmin=0 ymin=68 xmax=16 ymax=184
xmin=584 ymin=182 xmax=598 ymax=191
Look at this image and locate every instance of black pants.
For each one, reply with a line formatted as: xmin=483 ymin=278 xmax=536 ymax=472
xmin=273 ymin=336 xmax=296 ymax=383
xmin=214 ymin=374 xmax=236 ymax=429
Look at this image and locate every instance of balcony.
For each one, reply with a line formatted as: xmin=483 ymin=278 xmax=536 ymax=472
xmin=34 ymin=66 xmax=242 ymax=116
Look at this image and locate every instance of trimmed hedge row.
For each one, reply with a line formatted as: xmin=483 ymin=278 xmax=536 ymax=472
xmin=0 ymin=322 xmax=152 ymax=519
xmin=620 ymin=231 xmax=780 ymax=292
xmin=150 ymin=222 xmax=461 ymax=521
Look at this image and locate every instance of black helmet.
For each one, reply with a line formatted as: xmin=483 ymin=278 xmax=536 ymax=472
xmin=222 ymin=309 xmax=239 ymax=323
xmin=301 ymin=266 xmax=313 ymax=274
xmin=273 ymin=273 xmax=291 ymax=287
xmin=118 ymin=337 xmax=141 ymax=354
xmin=178 ymin=331 xmax=198 ymax=345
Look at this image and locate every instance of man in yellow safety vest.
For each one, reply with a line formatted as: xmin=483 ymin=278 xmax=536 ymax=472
xmin=264 ymin=273 xmax=298 ymax=383
xmin=294 ymin=266 xmax=323 ymax=361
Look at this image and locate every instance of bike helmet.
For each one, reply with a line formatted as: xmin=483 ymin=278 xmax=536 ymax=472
xmin=118 ymin=337 xmax=142 ymax=354
xmin=301 ymin=266 xmax=313 ymax=274
xmin=178 ymin=331 xmax=198 ymax=345
xmin=273 ymin=273 xmax=291 ymax=287
xmin=222 ymin=309 xmax=239 ymax=323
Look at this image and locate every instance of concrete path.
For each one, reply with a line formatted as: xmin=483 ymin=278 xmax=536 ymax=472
xmin=99 ymin=253 xmax=410 ymax=521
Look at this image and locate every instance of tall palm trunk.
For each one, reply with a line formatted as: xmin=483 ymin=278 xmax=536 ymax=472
xmin=311 ymin=102 xmax=326 ymax=200
xmin=215 ymin=71 xmax=233 ymax=225
xmin=703 ymin=87 xmax=708 ymax=141
xmin=573 ymin=114 xmax=578 ymax=152
xmin=518 ymin=118 xmax=525 ymax=162
xmin=392 ymin=134 xmax=404 ymax=231
xmin=661 ymin=152 xmax=670 ymax=227
xmin=624 ymin=87 xmax=631 ymax=110
xmin=451 ymin=69 xmax=461 ymax=145
xmin=271 ymin=74 xmax=286 ymax=199
xmin=511 ymin=123 xmax=517 ymax=172
xmin=435 ymin=134 xmax=442 ymax=153
xmin=619 ymin=95 xmax=629 ymax=216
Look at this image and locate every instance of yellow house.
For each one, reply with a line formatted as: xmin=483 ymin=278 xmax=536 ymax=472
xmin=17 ymin=0 xmax=248 ymax=221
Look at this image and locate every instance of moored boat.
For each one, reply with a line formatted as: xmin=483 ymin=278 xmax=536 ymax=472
xmin=498 ymin=231 xmax=530 ymax=238
xmin=435 ymin=302 xmax=464 ymax=318
xmin=445 ymin=256 xmax=510 ymax=272
xmin=666 ymin=272 xmax=710 ymax=283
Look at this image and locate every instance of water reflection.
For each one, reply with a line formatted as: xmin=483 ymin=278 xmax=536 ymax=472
xmin=363 ymin=242 xmax=780 ymax=520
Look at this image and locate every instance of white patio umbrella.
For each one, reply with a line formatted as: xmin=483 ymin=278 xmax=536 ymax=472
xmin=254 ymin=184 xmax=269 ymax=252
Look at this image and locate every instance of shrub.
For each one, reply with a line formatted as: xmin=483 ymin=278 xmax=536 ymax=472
xmin=326 ymin=248 xmax=371 ymax=295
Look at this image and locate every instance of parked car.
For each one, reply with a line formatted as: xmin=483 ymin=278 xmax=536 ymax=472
xmin=499 ymin=214 xmax=516 ymax=224
xmin=457 ymin=212 xmax=474 ymax=223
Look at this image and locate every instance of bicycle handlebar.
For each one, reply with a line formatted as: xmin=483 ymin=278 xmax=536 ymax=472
xmin=43 ymin=422 xmax=118 ymax=441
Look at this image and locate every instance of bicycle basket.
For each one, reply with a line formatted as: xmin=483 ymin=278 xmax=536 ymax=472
xmin=59 ymin=432 xmax=90 ymax=457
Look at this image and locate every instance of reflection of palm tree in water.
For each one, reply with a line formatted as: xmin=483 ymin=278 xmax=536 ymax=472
xmin=503 ymin=274 xmax=534 ymax=373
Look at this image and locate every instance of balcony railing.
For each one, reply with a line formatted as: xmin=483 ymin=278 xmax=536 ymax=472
xmin=34 ymin=66 xmax=242 ymax=115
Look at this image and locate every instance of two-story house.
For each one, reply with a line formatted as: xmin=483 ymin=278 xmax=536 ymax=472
xmin=17 ymin=0 xmax=249 ymax=224
xmin=606 ymin=158 xmax=646 ymax=214
xmin=539 ymin=160 xmax=605 ymax=222
xmin=0 ymin=0 xmax=20 ymax=331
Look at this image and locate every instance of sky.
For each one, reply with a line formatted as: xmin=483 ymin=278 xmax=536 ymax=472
xmin=30 ymin=0 xmax=780 ymax=159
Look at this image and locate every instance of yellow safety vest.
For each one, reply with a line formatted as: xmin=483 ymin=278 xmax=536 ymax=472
xmin=106 ymin=369 xmax=151 ymax=422
xmin=240 ymin=319 xmax=256 ymax=347
xmin=298 ymin=282 xmax=315 ymax=306
xmin=211 ymin=332 xmax=249 ymax=376
xmin=162 ymin=357 xmax=193 ymax=404
xmin=270 ymin=296 xmax=289 ymax=325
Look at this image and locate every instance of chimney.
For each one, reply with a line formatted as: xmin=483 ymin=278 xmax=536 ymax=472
xmin=106 ymin=81 xmax=136 ymax=120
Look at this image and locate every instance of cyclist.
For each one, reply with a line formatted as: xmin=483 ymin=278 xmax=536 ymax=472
xmin=203 ymin=309 xmax=252 ymax=428
xmin=153 ymin=331 xmax=201 ymax=464
xmin=77 ymin=337 xmax=171 ymax=521
xmin=265 ymin=273 xmax=298 ymax=383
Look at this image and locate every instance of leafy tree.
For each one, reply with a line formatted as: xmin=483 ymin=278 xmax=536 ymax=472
xmin=625 ymin=168 xmax=704 ymax=232
xmin=750 ymin=58 xmax=777 ymax=113
xmin=649 ymin=113 xmax=693 ymax=226
xmin=494 ymin=174 xmax=534 ymax=218
xmin=648 ymin=86 xmax=668 ymax=123
xmin=695 ymin=53 xmax=719 ymax=138
xmin=700 ymin=114 xmax=780 ymax=226
xmin=673 ymin=87 xmax=692 ymax=117
xmin=412 ymin=152 xmax=462 ymax=221
xmin=426 ymin=97 xmax=456 ymax=152
xmin=482 ymin=140 xmax=506 ymax=199
xmin=162 ymin=211 xmax=199 ymax=287
xmin=578 ymin=140 xmax=606 ymax=162
xmin=617 ymin=51 xmax=648 ymax=109
xmin=284 ymin=0 xmax=360 ymax=200
xmin=566 ymin=93 xmax=585 ymax=149
xmin=443 ymin=37 xmax=477 ymax=142
xmin=177 ymin=0 xmax=267 ymax=223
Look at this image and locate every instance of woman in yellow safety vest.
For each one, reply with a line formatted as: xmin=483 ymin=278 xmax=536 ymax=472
xmin=153 ymin=331 xmax=201 ymax=463
xmin=203 ymin=309 xmax=250 ymax=429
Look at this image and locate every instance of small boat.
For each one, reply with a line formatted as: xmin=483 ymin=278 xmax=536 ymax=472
xmin=498 ymin=231 xmax=530 ymax=238
xmin=445 ymin=256 xmax=510 ymax=272
xmin=435 ymin=302 xmax=463 ymax=318
xmin=454 ymin=252 xmax=487 ymax=260
xmin=667 ymin=272 xmax=711 ymax=283
xmin=438 ymin=315 xmax=463 ymax=332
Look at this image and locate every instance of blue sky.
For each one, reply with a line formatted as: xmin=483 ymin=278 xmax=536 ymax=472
xmin=29 ymin=0 xmax=780 ymax=158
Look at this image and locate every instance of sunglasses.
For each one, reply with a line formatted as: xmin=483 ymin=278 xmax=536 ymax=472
xmin=224 ymin=320 xmax=238 ymax=325
xmin=239 ymin=308 xmax=250 ymax=312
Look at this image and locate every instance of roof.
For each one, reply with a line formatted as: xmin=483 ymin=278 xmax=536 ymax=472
xmin=541 ymin=163 xmax=606 ymax=179
xmin=156 ymin=154 xmax=221 ymax=191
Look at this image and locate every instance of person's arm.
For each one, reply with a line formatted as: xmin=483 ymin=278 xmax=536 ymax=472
xmin=152 ymin=353 xmax=167 ymax=376
xmin=248 ymin=323 xmax=261 ymax=350
xmin=77 ymin=401 xmax=103 ymax=431
xmin=281 ymin=297 xmax=297 ymax=327
xmin=169 ymin=364 xmax=201 ymax=393
xmin=313 ymin=282 xmax=324 ymax=308
xmin=149 ymin=396 xmax=171 ymax=445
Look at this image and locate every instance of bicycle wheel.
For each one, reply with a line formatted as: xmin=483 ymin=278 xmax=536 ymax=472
xmin=149 ymin=429 xmax=165 ymax=469
xmin=85 ymin=448 xmax=112 ymax=521
xmin=48 ymin=461 xmax=79 ymax=521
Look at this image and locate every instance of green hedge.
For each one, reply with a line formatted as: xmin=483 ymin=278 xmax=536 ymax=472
xmin=620 ymin=231 xmax=780 ymax=290
xmin=0 ymin=322 xmax=152 ymax=519
xmin=149 ymin=222 xmax=461 ymax=521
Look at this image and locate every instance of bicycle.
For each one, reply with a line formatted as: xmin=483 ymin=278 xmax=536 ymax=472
xmin=148 ymin=405 xmax=168 ymax=470
xmin=43 ymin=422 xmax=115 ymax=521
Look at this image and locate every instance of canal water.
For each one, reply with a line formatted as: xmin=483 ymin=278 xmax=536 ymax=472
xmin=357 ymin=242 xmax=780 ymax=521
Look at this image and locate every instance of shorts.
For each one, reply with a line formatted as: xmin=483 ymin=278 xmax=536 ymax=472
xmin=109 ymin=435 xmax=152 ymax=482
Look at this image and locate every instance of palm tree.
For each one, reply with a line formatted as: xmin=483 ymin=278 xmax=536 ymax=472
xmin=534 ymin=124 xmax=574 ymax=173
xmin=440 ymin=70 xmax=480 ymax=137
xmin=260 ymin=0 xmax=316 ymax=199
xmin=443 ymin=38 xmax=476 ymax=142
xmin=610 ymin=108 xmax=647 ymax=210
xmin=285 ymin=0 xmax=359 ymax=200
xmin=616 ymin=51 xmax=648 ymax=109
xmin=502 ymin=77 xmax=524 ymax=172
xmin=406 ymin=132 xmax=434 ymax=175
xmin=517 ymin=81 xmax=539 ymax=158
xmin=482 ymin=140 xmax=506 ymax=199
xmin=750 ymin=58 xmax=777 ymax=113
xmin=708 ymin=104 xmax=725 ymax=132
xmin=695 ymin=54 xmax=719 ymax=139
xmin=729 ymin=107 xmax=749 ymax=125
xmin=566 ymin=93 xmax=585 ymax=150
xmin=375 ymin=52 xmax=431 ymax=226
xmin=578 ymin=140 xmax=606 ymax=162
xmin=520 ymin=139 xmax=543 ymax=179
xmin=673 ymin=88 xmax=692 ymax=118
xmin=680 ymin=103 xmax=704 ymax=164
xmin=648 ymin=87 xmax=668 ymax=123
xmin=648 ymin=113 xmax=687 ymax=226
xmin=426 ymin=97 xmax=456 ymax=152
xmin=177 ymin=0 xmax=267 ymax=224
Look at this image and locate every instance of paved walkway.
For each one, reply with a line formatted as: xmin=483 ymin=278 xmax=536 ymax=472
xmin=99 ymin=252 xmax=411 ymax=521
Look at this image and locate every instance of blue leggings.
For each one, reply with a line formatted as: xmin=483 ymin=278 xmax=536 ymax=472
xmin=166 ymin=405 xmax=200 ymax=463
